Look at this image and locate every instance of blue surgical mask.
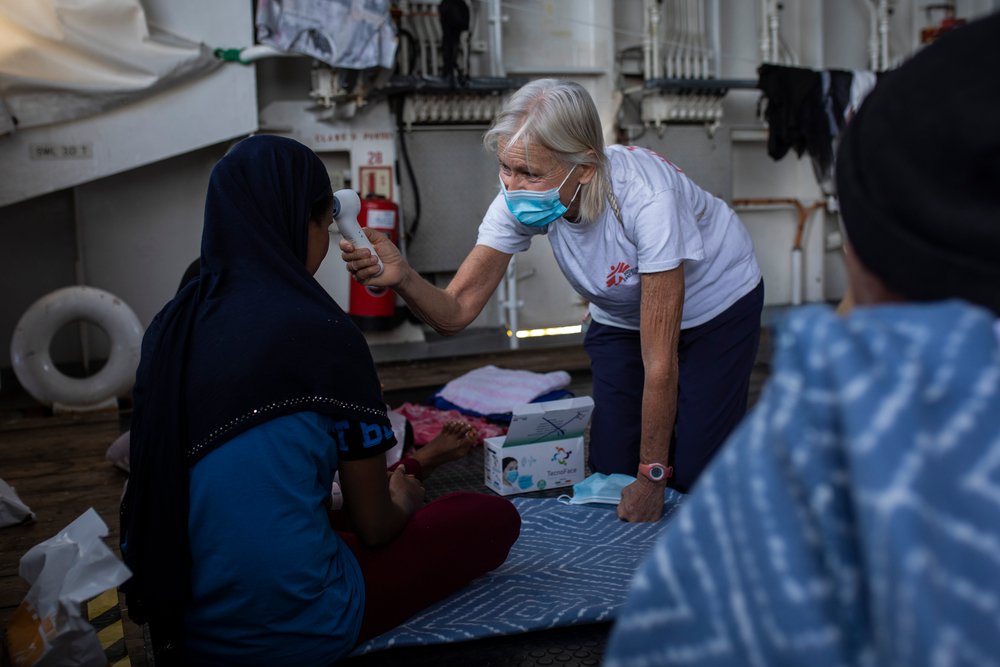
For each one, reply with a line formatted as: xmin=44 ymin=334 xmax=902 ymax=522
xmin=501 ymin=165 xmax=581 ymax=227
xmin=558 ymin=472 xmax=636 ymax=506
xmin=505 ymin=469 xmax=519 ymax=483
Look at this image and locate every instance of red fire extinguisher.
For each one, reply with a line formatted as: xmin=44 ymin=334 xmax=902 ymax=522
xmin=349 ymin=193 xmax=400 ymax=331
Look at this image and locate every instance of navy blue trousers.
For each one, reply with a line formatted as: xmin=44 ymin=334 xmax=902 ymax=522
xmin=583 ymin=280 xmax=763 ymax=493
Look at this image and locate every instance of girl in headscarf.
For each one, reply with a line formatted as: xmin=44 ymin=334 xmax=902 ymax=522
xmin=120 ymin=135 xmax=520 ymax=665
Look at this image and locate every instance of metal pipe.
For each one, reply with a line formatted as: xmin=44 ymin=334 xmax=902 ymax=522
xmin=791 ymin=248 xmax=803 ymax=305
xmin=672 ymin=0 xmax=681 ymax=79
xmin=399 ymin=20 xmax=411 ymax=75
xmin=710 ymin=0 xmax=720 ymax=77
xmin=651 ymin=0 xmax=662 ymax=80
xmin=497 ymin=261 xmax=508 ymax=329
xmin=692 ymin=0 xmax=701 ymax=79
xmin=732 ymin=197 xmax=826 ymax=306
xmin=867 ymin=0 xmax=879 ymax=70
xmin=424 ymin=4 xmax=441 ymax=76
xmin=643 ymin=0 xmax=653 ymax=81
xmin=488 ymin=0 xmax=505 ymax=77
xmin=760 ymin=0 xmax=770 ymax=64
xmin=684 ymin=0 xmax=701 ymax=79
xmin=760 ymin=0 xmax=782 ymax=63
xmin=237 ymin=44 xmax=299 ymax=63
xmin=680 ymin=0 xmax=687 ymax=78
xmin=506 ymin=255 xmax=519 ymax=350
xmin=696 ymin=0 xmax=708 ymax=79
xmin=411 ymin=4 xmax=429 ymax=77
xmin=664 ymin=0 xmax=673 ymax=79
xmin=674 ymin=0 xmax=683 ymax=78
xmin=768 ymin=0 xmax=780 ymax=63
xmin=877 ymin=0 xmax=890 ymax=71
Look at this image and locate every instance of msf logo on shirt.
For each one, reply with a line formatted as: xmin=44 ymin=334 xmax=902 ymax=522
xmin=607 ymin=261 xmax=636 ymax=288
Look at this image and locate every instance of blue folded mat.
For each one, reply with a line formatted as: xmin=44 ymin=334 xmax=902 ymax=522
xmin=351 ymin=491 xmax=684 ymax=654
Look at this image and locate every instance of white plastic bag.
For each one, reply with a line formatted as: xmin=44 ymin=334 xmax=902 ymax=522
xmin=0 ymin=478 xmax=34 ymax=527
xmin=5 ymin=508 xmax=132 ymax=666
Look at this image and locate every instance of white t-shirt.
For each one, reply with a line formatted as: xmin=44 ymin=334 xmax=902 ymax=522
xmin=477 ymin=144 xmax=762 ymax=330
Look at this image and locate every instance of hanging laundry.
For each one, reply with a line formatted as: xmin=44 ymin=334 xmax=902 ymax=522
xmin=847 ymin=69 xmax=877 ymax=122
xmin=757 ymin=64 xmax=878 ymax=194
xmin=757 ymin=64 xmax=822 ymax=164
xmin=813 ymin=68 xmax=854 ymax=192
xmin=823 ymin=70 xmax=853 ymax=136
xmin=256 ymin=0 xmax=397 ymax=70
xmin=439 ymin=0 xmax=470 ymax=83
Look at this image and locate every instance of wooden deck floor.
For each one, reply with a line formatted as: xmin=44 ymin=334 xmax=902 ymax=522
xmin=0 ymin=410 xmax=147 ymax=662
xmin=0 ymin=334 xmax=771 ymax=665
xmin=0 ymin=343 xmax=599 ymax=664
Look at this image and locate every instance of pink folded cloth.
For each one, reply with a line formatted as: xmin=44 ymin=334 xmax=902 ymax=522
xmin=437 ymin=365 xmax=571 ymax=416
xmin=395 ymin=402 xmax=506 ymax=446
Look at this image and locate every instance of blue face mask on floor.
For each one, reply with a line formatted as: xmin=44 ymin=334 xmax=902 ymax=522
xmin=558 ymin=472 xmax=637 ymax=506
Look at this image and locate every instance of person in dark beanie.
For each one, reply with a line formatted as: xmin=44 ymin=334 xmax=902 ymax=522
xmin=605 ymin=13 xmax=1000 ymax=666
xmin=836 ymin=13 xmax=1000 ymax=316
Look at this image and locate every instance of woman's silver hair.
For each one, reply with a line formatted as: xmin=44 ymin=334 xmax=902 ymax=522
xmin=484 ymin=79 xmax=609 ymax=225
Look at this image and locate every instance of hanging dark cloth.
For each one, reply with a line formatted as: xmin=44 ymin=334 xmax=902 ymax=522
xmin=757 ymin=64 xmax=862 ymax=193
xmin=439 ymin=0 xmax=470 ymax=83
xmin=827 ymin=69 xmax=853 ymax=134
xmin=120 ymin=135 xmax=390 ymax=658
xmin=757 ymin=63 xmax=822 ymax=163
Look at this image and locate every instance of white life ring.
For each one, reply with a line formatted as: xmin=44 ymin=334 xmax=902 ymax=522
xmin=10 ymin=286 xmax=144 ymax=408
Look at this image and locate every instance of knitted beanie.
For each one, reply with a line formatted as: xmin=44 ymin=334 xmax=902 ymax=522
xmin=835 ymin=12 xmax=1000 ymax=314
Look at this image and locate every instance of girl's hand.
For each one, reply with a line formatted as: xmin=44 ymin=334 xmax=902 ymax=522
xmin=388 ymin=466 xmax=425 ymax=515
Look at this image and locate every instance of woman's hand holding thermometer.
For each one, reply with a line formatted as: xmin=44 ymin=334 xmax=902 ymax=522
xmin=333 ymin=189 xmax=384 ymax=277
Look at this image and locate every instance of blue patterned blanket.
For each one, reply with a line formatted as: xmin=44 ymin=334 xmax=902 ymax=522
xmin=352 ymin=492 xmax=684 ymax=654
xmin=606 ymin=302 xmax=1000 ymax=666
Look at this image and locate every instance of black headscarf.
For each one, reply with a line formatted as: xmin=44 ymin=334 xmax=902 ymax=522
xmin=836 ymin=12 xmax=1000 ymax=315
xmin=120 ymin=135 xmax=389 ymax=652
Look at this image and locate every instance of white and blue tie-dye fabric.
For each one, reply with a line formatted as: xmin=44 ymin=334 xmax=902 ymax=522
xmin=606 ymin=300 xmax=1000 ymax=667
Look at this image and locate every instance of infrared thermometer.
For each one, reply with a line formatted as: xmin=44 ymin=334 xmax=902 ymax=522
xmin=332 ymin=188 xmax=384 ymax=277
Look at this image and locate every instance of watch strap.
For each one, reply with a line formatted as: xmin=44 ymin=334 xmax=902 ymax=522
xmin=638 ymin=462 xmax=673 ymax=482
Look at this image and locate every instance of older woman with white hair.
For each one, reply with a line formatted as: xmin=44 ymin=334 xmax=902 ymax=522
xmin=342 ymin=79 xmax=763 ymax=521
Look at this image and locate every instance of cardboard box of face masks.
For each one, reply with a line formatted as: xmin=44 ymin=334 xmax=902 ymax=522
xmin=484 ymin=396 xmax=594 ymax=496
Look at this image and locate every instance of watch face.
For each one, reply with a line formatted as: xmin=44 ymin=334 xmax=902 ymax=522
xmin=648 ymin=465 xmax=664 ymax=480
